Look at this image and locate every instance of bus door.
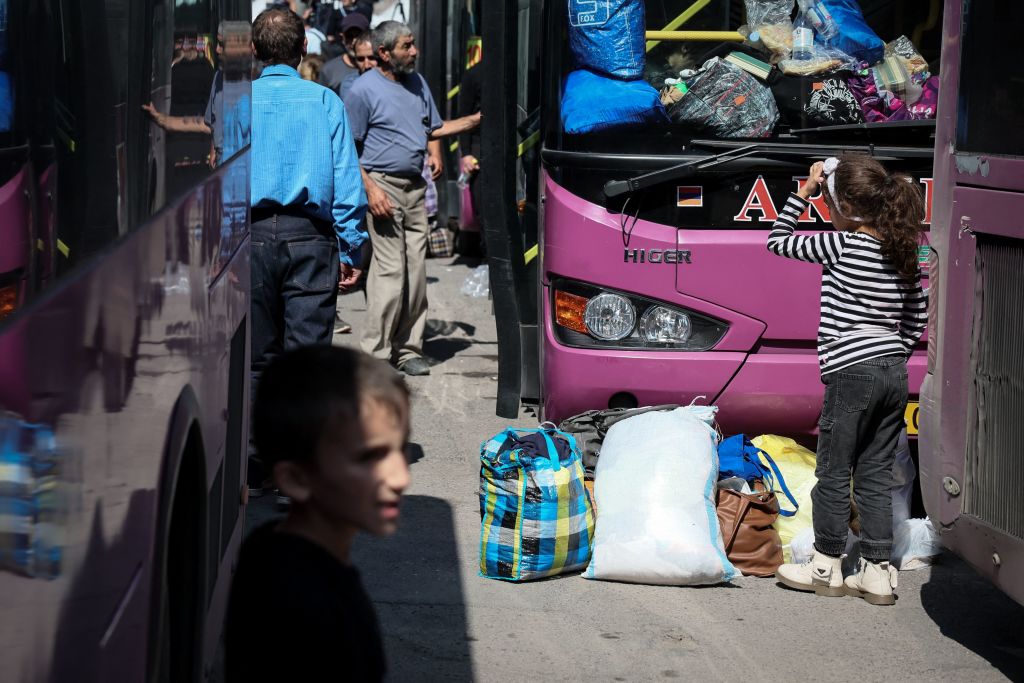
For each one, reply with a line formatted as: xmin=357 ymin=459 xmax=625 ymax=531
xmin=920 ymin=0 xmax=1024 ymax=606
xmin=481 ymin=0 xmax=543 ymax=418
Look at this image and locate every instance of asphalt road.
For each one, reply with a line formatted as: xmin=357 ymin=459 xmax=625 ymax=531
xmin=245 ymin=254 xmax=1024 ymax=683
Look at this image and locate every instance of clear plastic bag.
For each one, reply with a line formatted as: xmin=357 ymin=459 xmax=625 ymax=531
xmin=460 ymin=264 xmax=490 ymax=298
xmin=744 ymin=0 xmax=794 ymax=31
xmin=743 ymin=0 xmax=795 ymax=62
xmin=779 ymin=43 xmax=858 ymax=76
xmin=892 ymin=518 xmax=942 ymax=570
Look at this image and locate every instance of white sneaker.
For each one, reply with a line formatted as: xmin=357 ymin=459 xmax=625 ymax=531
xmin=845 ymin=558 xmax=898 ymax=605
xmin=777 ymin=550 xmax=845 ymax=597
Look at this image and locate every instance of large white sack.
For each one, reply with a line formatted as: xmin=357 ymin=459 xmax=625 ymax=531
xmin=582 ymin=405 xmax=738 ymax=585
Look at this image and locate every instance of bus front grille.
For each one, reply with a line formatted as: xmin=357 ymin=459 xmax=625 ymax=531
xmin=964 ymin=236 xmax=1024 ymax=540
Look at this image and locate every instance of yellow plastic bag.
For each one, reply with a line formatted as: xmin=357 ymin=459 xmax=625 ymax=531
xmin=751 ymin=435 xmax=818 ymax=563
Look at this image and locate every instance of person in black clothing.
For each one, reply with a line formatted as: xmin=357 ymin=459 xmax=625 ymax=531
xmin=226 ymin=346 xmax=412 ymax=682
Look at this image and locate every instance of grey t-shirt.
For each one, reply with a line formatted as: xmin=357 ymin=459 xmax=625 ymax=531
xmin=345 ymin=69 xmax=442 ymax=176
xmin=319 ymin=55 xmax=357 ymax=96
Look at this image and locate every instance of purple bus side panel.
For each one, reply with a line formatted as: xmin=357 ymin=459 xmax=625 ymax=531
xmin=0 ymin=159 xmax=249 ymax=681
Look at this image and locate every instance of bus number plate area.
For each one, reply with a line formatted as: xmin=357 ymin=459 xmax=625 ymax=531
xmin=905 ymin=401 xmax=920 ymax=436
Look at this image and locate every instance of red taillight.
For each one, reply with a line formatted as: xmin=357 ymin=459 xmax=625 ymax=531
xmin=0 ymin=284 xmax=17 ymax=321
xmin=926 ymin=247 xmax=939 ymax=373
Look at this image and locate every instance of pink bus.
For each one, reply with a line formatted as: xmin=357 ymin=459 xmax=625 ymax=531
xmin=0 ymin=1 xmax=251 ymax=680
xmin=481 ymin=0 xmax=938 ymax=443
xmin=919 ymin=0 xmax=1024 ymax=606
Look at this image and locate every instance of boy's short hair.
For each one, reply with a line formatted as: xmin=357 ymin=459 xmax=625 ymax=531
xmin=253 ymin=346 xmax=410 ymax=467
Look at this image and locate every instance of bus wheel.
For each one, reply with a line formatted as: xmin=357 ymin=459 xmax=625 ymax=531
xmin=150 ymin=428 xmax=205 ymax=683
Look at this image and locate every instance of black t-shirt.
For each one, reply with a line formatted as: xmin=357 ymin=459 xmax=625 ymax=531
xmin=225 ymin=522 xmax=386 ymax=682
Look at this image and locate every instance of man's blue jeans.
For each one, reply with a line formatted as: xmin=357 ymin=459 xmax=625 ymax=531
xmin=813 ymin=355 xmax=909 ymax=562
xmin=248 ymin=208 xmax=338 ymax=486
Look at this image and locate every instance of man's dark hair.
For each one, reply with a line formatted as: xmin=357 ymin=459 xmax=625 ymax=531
xmin=253 ymin=346 xmax=410 ymax=467
xmin=252 ymin=8 xmax=305 ymax=65
xmin=352 ymin=29 xmax=373 ymax=48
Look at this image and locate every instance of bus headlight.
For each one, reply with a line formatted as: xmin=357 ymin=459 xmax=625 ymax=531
xmin=584 ymin=293 xmax=636 ymax=340
xmin=639 ymin=306 xmax=691 ymax=344
xmin=552 ymin=279 xmax=728 ymax=351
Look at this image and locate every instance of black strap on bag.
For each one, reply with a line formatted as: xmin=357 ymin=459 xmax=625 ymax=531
xmin=558 ymin=404 xmax=681 ymax=476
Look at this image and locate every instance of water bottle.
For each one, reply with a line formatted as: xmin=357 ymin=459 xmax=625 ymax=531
xmin=457 ymin=171 xmax=471 ymax=190
xmin=791 ymin=15 xmax=814 ymax=61
xmin=798 ymin=0 xmax=839 ymax=43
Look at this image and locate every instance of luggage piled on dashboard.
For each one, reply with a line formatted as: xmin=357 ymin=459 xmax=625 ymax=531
xmin=561 ymin=0 xmax=671 ymax=134
xmin=561 ymin=0 xmax=940 ymax=137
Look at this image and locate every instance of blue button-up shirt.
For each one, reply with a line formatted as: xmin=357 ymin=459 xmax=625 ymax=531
xmin=252 ymin=64 xmax=367 ymax=265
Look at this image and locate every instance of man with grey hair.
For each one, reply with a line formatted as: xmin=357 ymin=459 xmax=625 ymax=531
xmin=344 ymin=21 xmax=480 ymax=376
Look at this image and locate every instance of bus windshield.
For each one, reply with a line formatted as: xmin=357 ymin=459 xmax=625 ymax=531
xmin=557 ymin=1 xmax=941 ymax=153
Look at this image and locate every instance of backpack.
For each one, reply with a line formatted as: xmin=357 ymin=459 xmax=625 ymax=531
xmin=718 ymin=434 xmax=799 ymax=517
xmin=558 ymin=404 xmax=681 ymax=477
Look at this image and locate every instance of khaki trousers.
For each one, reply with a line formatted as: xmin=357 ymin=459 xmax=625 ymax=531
xmin=360 ymin=172 xmax=429 ymax=365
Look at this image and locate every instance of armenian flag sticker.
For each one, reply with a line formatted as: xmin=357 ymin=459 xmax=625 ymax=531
xmin=677 ymin=186 xmax=703 ymax=207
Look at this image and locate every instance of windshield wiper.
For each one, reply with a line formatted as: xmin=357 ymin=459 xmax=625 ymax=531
xmin=690 ymin=138 xmax=934 ymax=159
xmin=603 ymin=143 xmax=760 ymax=199
xmin=790 ymin=120 xmax=936 ymax=135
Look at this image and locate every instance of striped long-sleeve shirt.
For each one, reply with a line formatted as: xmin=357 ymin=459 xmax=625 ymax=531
xmin=766 ymin=193 xmax=927 ymax=376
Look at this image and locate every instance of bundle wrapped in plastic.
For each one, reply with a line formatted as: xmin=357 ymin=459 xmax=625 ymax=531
xmin=847 ymin=68 xmax=939 ymax=122
xmin=568 ymin=0 xmax=646 ymax=80
xmin=779 ymin=43 xmax=858 ymax=76
xmin=885 ymin=35 xmax=930 ymax=75
xmin=583 ymin=405 xmax=737 ymax=586
xmin=743 ymin=0 xmax=795 ymax=62
xmin=561 ymin=69 xmax=670 ymax=134
xmin=667 ymin=57 xmax=779 ymax=138
xmin=819 ymin=0 xmax=884 ymax=64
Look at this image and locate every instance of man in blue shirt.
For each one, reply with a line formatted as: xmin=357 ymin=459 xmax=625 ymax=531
xmin=250 ymin=8 xmax=367 ymax=413
xmin=345 ymin=21 xmax=479 ymax=376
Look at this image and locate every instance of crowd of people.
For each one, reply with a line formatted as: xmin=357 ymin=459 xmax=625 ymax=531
xmin=226 ymin=6 xmax=480 ymax=681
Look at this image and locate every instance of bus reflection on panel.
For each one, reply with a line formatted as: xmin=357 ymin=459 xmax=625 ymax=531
xmin=919 ymin=0 xmax=1024 ymax=606
xmin=482 ymin=1 xmax=938 ymax=445
xmin=0 ymin=0 xmax=252 ymax=680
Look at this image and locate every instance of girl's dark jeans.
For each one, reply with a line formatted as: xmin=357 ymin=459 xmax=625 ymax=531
xmin=813 ymin=355 xmax=908 ymax=562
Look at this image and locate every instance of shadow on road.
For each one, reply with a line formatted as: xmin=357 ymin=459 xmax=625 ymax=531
xmin=352 ymin=495 xmax=474 ymax=682
xmin=920 ymin=556 xmax=1024 ymax=679
xmin=425 ymin=319 xmax=477 ymax=340
xmin=424 ymin=337 xmax=497 ymax=363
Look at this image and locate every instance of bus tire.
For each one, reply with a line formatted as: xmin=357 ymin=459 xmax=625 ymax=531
xmin=148 ymin=391 xmax=207 ymax=683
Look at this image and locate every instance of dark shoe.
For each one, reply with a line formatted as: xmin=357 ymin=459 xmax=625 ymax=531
xmin=398 ymin=357 xmax=431 ymax=376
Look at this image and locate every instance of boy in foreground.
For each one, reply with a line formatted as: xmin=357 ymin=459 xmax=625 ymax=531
xmin=226 ymin=346 xmax=411 ymax=682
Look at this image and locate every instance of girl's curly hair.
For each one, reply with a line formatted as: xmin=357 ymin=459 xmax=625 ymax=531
xmin=833 ymin=153 xmax=925 ymax=280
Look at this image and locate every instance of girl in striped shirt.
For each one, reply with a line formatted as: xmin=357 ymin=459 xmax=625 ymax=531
xmin=768 ymin=155 xmax=927 ymax=606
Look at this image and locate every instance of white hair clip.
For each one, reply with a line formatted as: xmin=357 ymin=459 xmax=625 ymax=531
xmin=822 ymin=156 xmax=864 ymax=222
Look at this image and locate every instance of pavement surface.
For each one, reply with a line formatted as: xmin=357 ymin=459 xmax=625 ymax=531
xmin=245 ymin=254 xmax=1024 ymax=683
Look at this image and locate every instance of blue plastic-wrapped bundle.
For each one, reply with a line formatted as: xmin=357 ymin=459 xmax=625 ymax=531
xmin=819 ymin=0 xmax=884 ymax=64
xmin=568 ymin=0 xmax=646 ymax=80
xmin=561 ymin=69 xmax=669 ymax=135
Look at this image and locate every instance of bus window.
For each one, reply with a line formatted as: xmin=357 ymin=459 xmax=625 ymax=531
xmin=955 ymin=2 xmax=1024 ymax=157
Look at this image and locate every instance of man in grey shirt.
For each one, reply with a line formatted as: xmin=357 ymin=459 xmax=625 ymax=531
xmin=318 ymin=12 xmax=368 ymax=96
xmin=345 ymin=21 xmax=479 ymax=376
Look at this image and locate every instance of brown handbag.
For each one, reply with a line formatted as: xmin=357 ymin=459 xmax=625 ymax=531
xmin=716 ymin=480 xmax=784 ymax=577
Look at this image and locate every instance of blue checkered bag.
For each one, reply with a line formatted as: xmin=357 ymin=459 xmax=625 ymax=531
xmin=479 ymin=426 xmax=595 ymax=581
xmin=0 ymin=415 xmax=63 ymax=579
